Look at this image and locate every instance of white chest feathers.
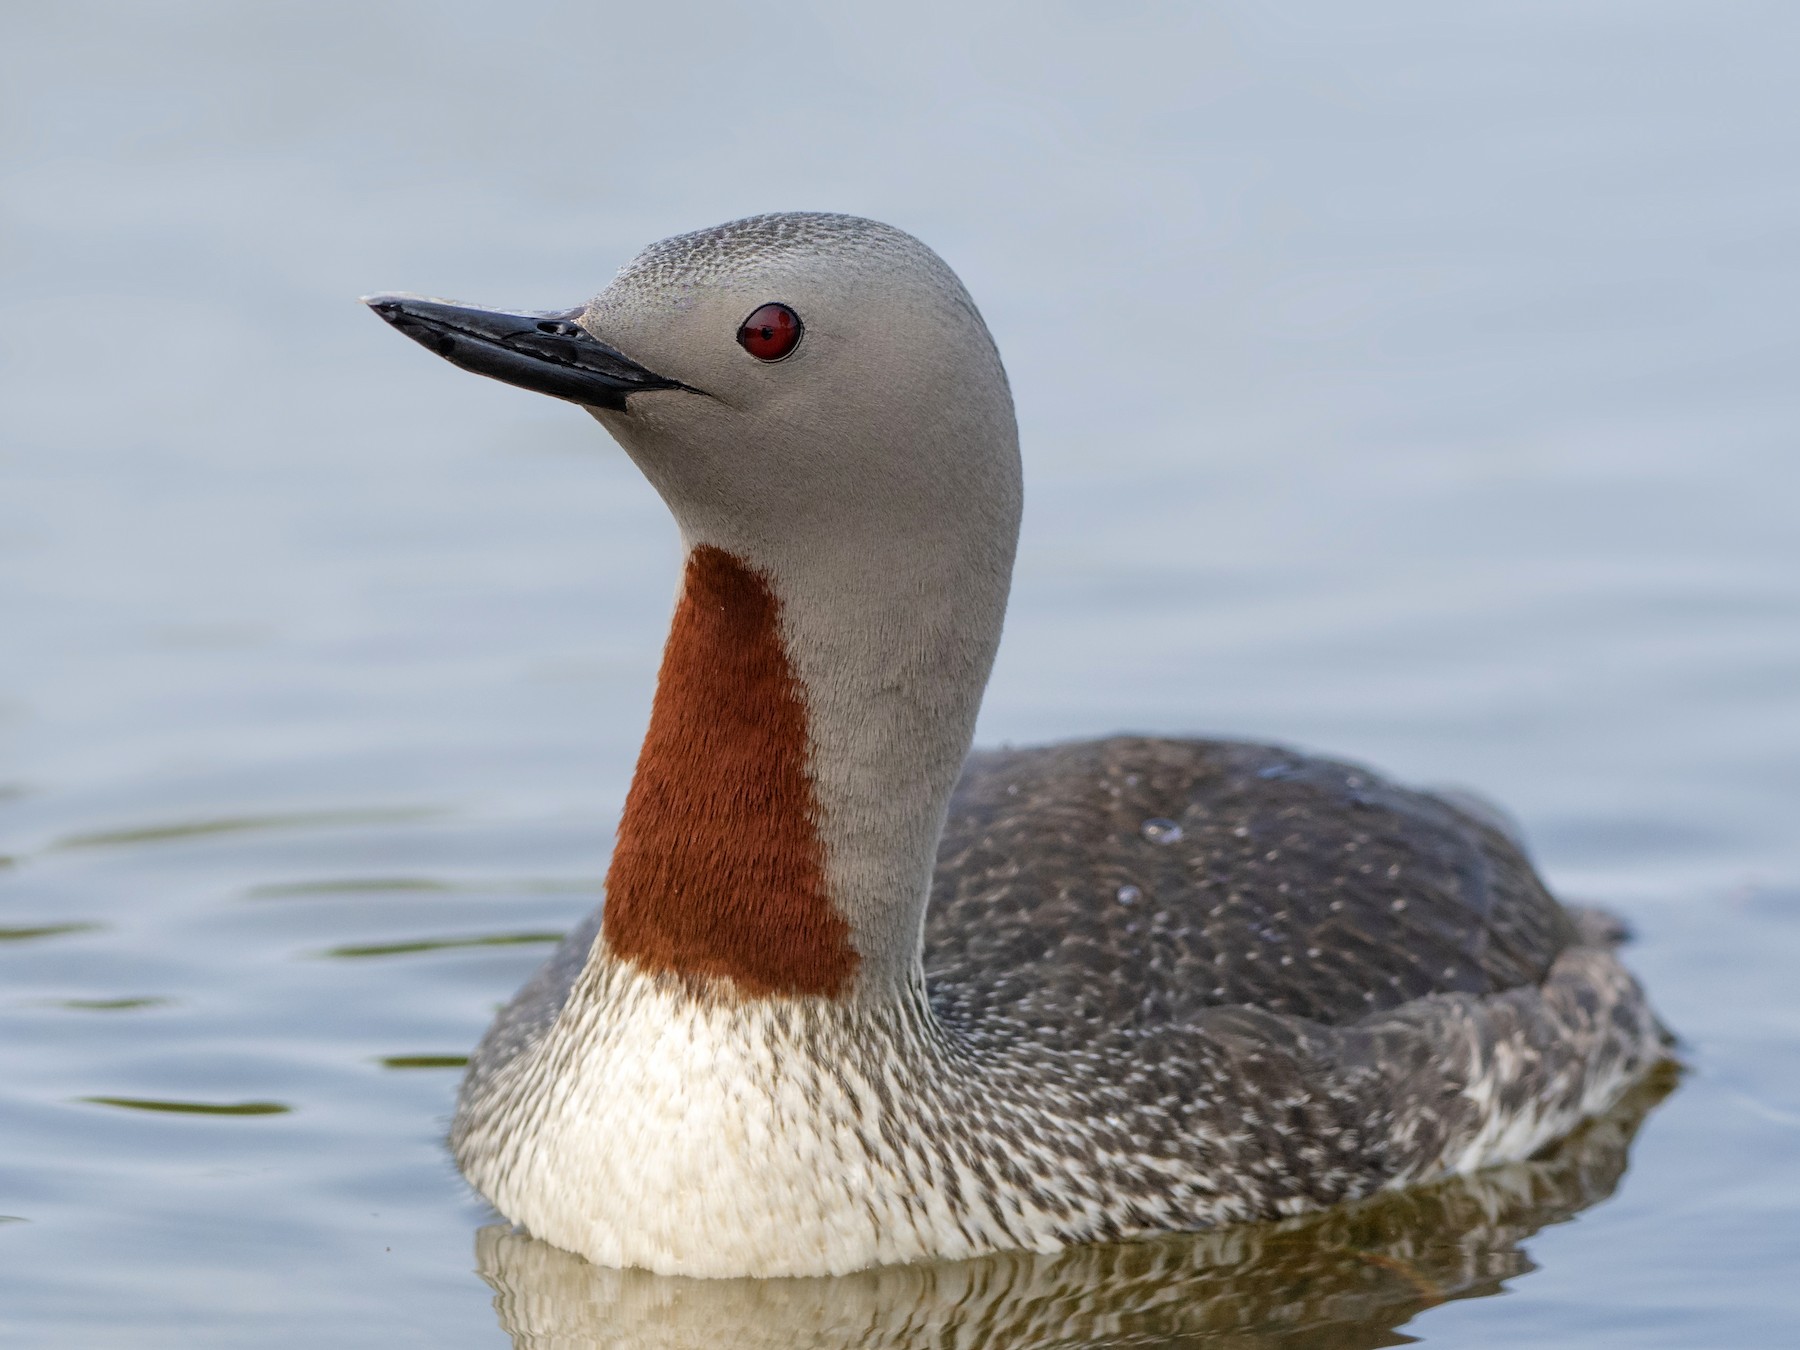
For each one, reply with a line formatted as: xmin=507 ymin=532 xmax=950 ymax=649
xmin=452 ymin=967 xmax=1082 ymax=1277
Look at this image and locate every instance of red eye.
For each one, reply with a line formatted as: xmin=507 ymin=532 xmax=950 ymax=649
xmin=736 ymin=303 xmax=803 ymax=362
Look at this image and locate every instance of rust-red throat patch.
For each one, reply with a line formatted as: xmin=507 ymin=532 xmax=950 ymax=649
xmin=602 ymin=546 xmax=858 ymax=997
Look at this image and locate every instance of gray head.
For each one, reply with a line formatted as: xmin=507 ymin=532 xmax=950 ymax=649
xmin=370 ymin=212 xmax=1019 ymax=580
xmin=589 ymin=215 xmax=1018 ymax=571
xmin=369 ymin=214 xmax=1022 ymax=997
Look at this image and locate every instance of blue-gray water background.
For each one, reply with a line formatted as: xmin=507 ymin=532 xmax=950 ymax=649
xmin=2 ymin=3 xmax=1797 ymax=1346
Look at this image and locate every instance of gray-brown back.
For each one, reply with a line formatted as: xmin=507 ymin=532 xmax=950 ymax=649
xmin=924 ymin=737 xmax=1577 ymax=1040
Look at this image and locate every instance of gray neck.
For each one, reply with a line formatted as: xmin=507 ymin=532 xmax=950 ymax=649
xmin=755 ymin=510 xmax=1017 ymax=993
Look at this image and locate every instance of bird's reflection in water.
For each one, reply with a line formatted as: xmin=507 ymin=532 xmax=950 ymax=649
xmin=476 ymin=1064 xmax=1674 ymax=1350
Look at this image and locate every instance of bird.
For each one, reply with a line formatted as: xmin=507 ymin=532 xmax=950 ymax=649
xmin=364 ymin=211 xmax=1668 ymax=1280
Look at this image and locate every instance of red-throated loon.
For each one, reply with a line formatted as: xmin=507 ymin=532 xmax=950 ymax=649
xmin=364 ymin=212 xmax=1668 ymax=1279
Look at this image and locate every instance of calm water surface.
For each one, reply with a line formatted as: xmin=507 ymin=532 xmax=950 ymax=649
xmin=3 ymin=4 xmax=1798 ymax=1346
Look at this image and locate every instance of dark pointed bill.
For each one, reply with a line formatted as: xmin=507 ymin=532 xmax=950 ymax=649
xmin=362 ymin=294 xmax=695 ymax=411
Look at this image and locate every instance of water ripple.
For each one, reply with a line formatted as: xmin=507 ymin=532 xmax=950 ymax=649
xmin=244 ymin=876 xmax=601 ymax=900
xmin=376 ymin=1055 xmax=470 ymax=1070
xmin=319 ymin=932 xmax=564 ymax=959
xmin=80 ymin=1097 xmax=292 ymax=1117
xmin=0 ymin=923 xmax=101 ymax=943
xmin=53 ymin=807 xmax=445 ymax=852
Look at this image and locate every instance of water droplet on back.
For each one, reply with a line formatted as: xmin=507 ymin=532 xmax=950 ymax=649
xmin=1141 ymin=817 xmax=1183 ymax=845
xmin=1116 ymin=884 xmax=1142 ymax=905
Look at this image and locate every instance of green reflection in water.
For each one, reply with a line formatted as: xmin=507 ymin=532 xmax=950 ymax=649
xmin=52 ymin=996 xmax=173 ymax=1012
xmin=54 ymin=806 xmax=443 ymax=851
xmin=322 ymin=932 xmax=564 ymax=959
xmin=378 ymin=1054 xmax=471 ymax=1070
xmin=0 ymin=923 xmax=100 ymax=942
xmin=82 ymin=1096 xmax=291 ymax=1116
xmin=0 ymin=1215 xmax=25 ymax=1225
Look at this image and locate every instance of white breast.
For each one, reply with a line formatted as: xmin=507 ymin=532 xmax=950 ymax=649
xmin=455 ymin=964 xmax=1073 ymax=1277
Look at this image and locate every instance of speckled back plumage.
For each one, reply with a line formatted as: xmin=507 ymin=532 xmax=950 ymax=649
xmin=925 ymin=736 xmax=1577 ymax=1038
